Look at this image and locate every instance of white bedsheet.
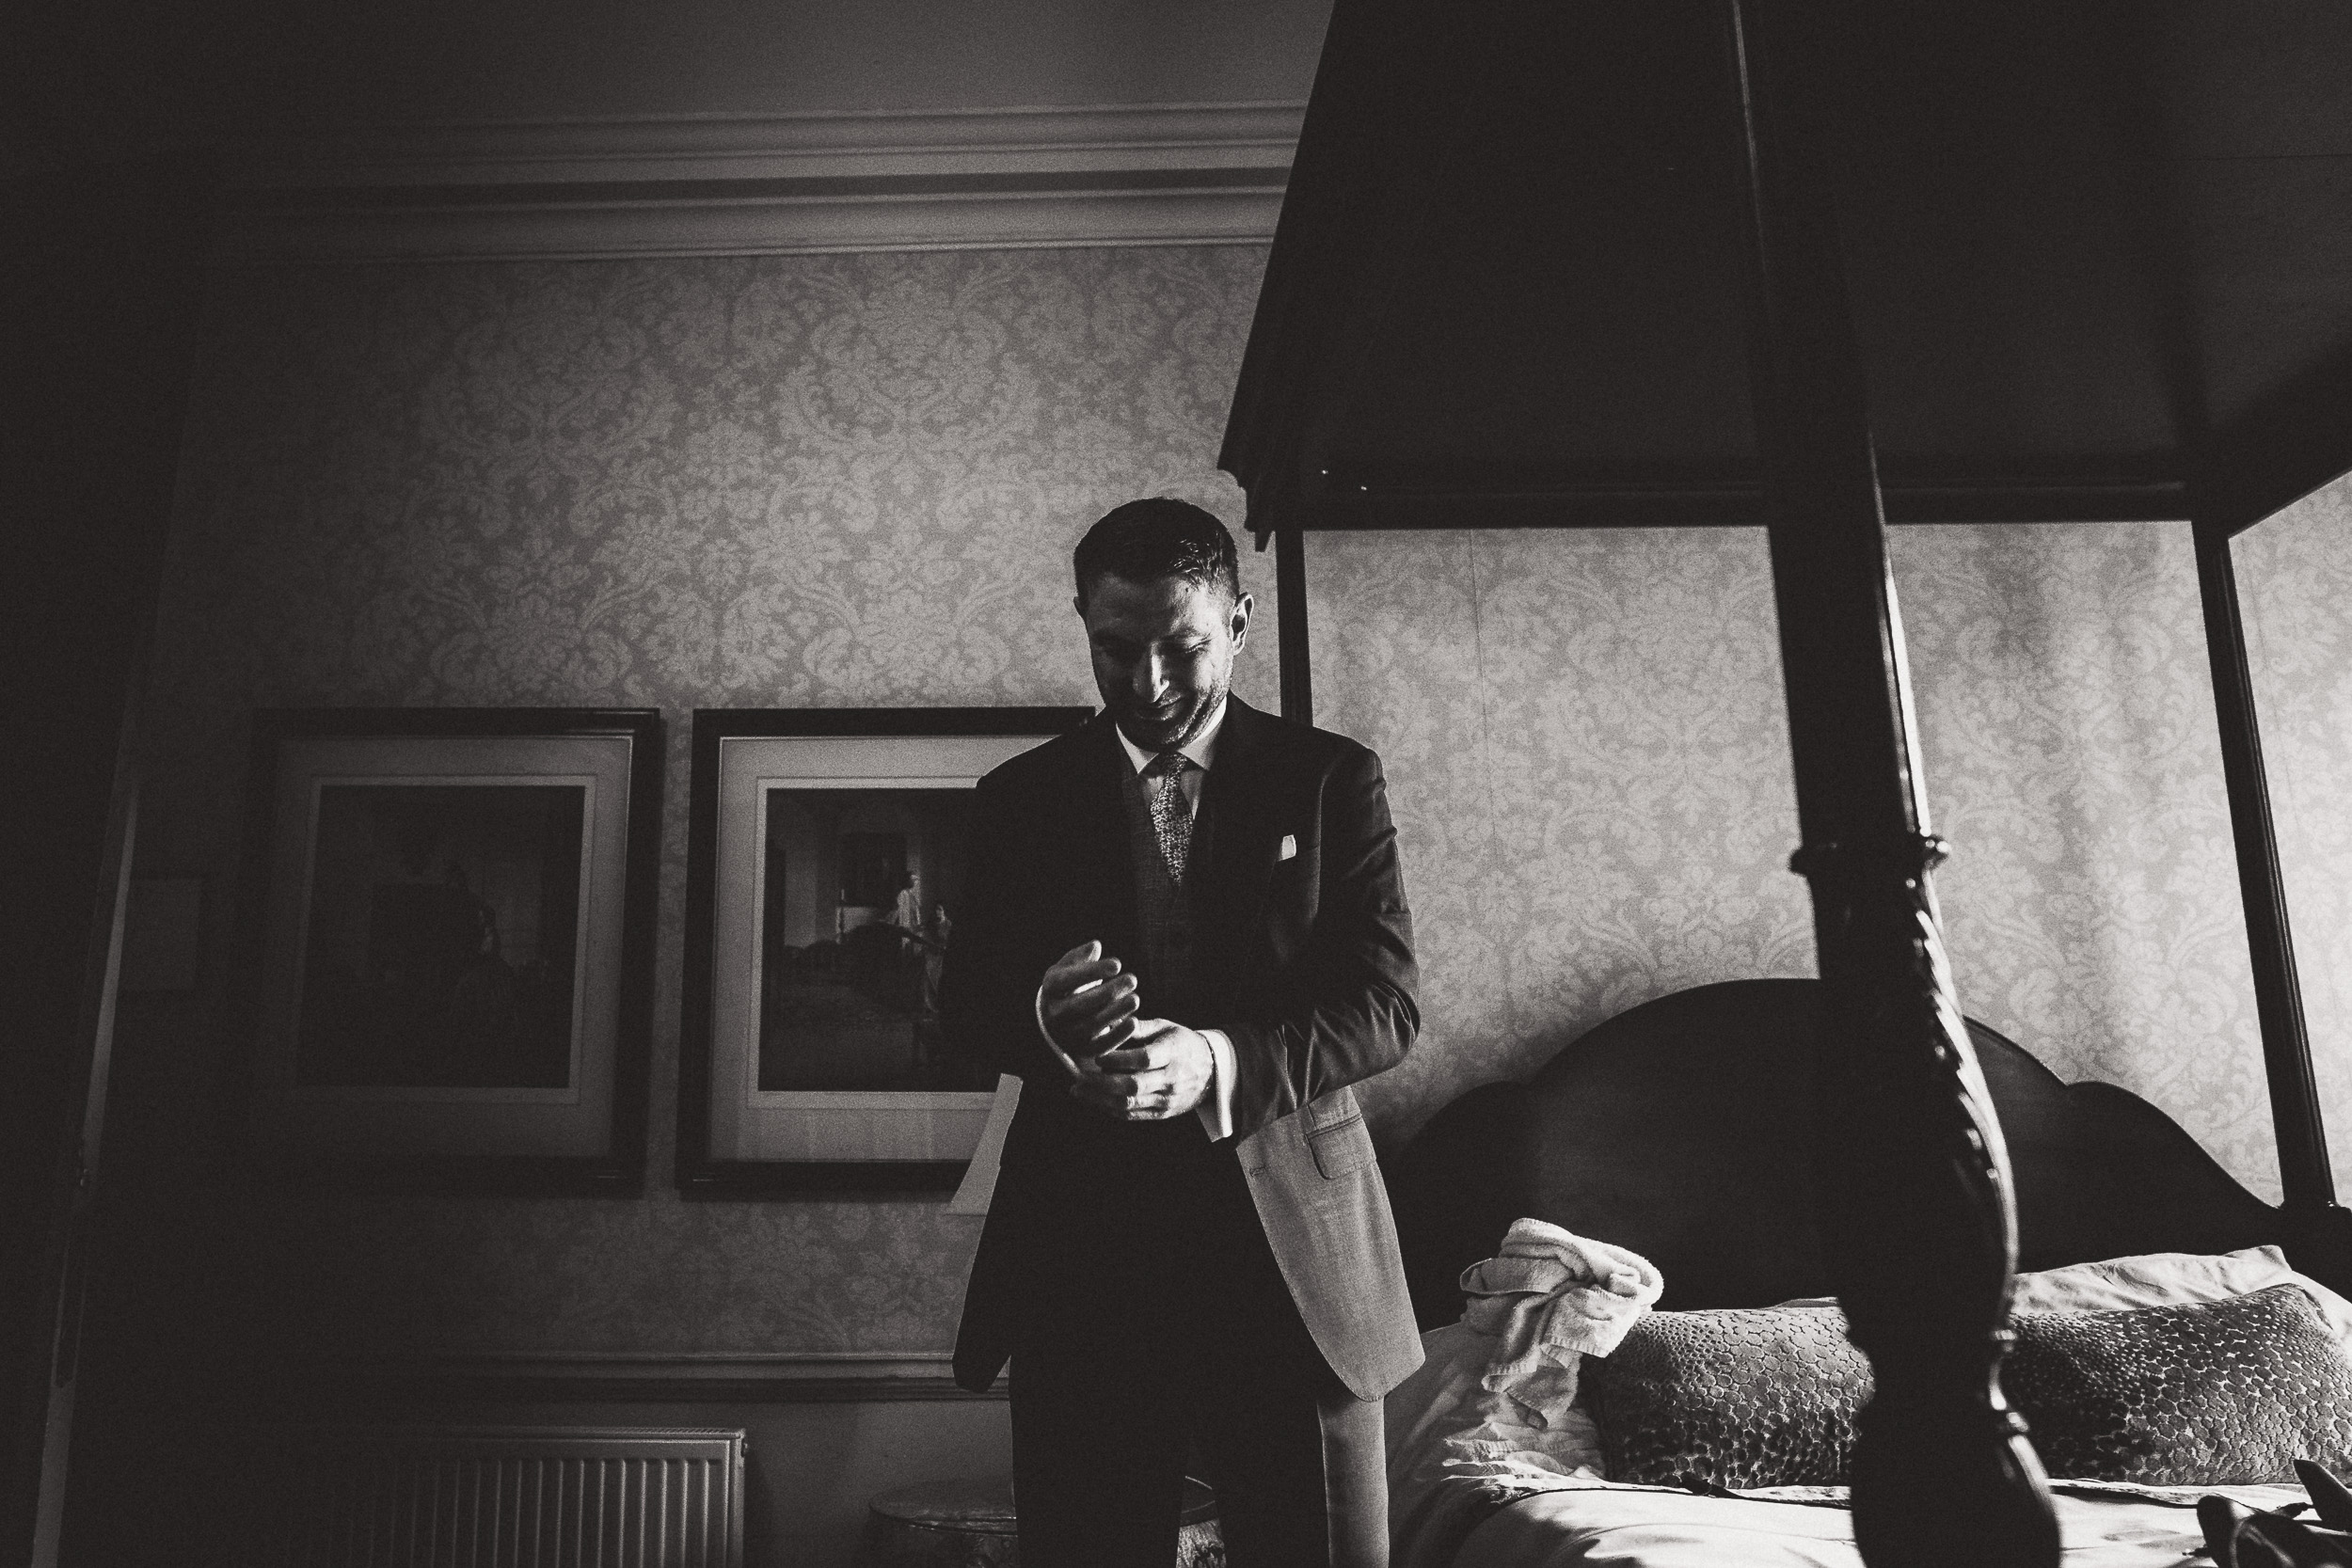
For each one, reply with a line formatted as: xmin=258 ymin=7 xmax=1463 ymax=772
xmin=1388 ymin=1238 xmax=2346 ymax=1568
xmin=1445 ymin=1482 xmax=2306 ymax=1568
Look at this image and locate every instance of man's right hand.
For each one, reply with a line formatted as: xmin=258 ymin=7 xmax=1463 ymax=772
xmin=1040 ymin=940 xmax=1138 ymax=1062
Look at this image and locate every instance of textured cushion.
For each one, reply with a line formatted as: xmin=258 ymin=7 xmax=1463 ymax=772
xmin=2005 ymin=1284 xmax=2352 ymax=1484
xmin=1586 ymin=1306 xmax=1870 ymax=1487
xmin=1590 ymin=1286 xmax=2352 ymax=1490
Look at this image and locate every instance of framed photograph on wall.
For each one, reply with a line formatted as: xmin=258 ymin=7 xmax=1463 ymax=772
xmin=232 ymin=708 xmax=662 ymax=1192
xmin=679 ymin=707 xmax=1090 ymax=1195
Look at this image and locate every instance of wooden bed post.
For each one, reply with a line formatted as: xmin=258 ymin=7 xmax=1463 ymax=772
xmin=2190 ymin=515 xmax=2352 ymax=1289
xmin=1273 ymin=524 xmax=1315 ymax=725
xmin=1722 ymin=2 xmax=2059 ymax=1564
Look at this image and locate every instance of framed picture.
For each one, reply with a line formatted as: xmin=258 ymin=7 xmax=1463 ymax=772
xmin=232 ymin=708 xmax=661 ymax=1192
xmin=679 ymin=707 xmax=1090 ymax=1195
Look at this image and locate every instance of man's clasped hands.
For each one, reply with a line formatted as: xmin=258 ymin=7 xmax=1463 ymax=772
xmin=1040 ymin=940 xmax=1214 ymax=1121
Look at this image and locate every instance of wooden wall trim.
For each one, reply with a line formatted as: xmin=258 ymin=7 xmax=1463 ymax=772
xmin=214 ymin=103 xmax=1300 ymax=264
xmin=308 ymin=1351 xmax=1002 ymax=1403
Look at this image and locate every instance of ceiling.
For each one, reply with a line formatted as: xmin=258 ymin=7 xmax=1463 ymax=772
xmin=11 ymin=0 xmax=1334 ymax=180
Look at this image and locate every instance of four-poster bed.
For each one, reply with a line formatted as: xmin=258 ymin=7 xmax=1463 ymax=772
xmin=1217 ymin=0 xmax=2352 ymax=1563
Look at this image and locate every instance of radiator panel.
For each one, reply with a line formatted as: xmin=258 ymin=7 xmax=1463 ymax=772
xmin=243 ymin=1427 xmax=744 ymax=1568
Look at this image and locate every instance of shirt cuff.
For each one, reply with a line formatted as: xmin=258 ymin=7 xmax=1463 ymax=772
xmin=1034 ymin=984 xmax=1082 ymax=1080
xmin=1194 ymin=1028 xmax=1238 ymax=1143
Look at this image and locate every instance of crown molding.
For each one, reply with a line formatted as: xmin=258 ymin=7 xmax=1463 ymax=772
xmin=215 ymin=102 xmax=1300 ymax=264
xmin=235 ymin=103 xmax=1307 ymax=188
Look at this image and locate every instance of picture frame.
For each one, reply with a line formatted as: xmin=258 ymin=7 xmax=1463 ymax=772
xmin=230 ymin=708 xmax=662 ymax=1193
xmin=678 ymin=706 xmax=1090 ymax=1196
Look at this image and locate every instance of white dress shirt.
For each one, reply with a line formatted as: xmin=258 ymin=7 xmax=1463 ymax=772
xmin=1034 ymin=699 xmax=1240 ymax=1142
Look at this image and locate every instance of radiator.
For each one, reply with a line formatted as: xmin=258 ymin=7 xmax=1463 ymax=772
xmin=236 ymin=1426 xmax=745 ymax=1568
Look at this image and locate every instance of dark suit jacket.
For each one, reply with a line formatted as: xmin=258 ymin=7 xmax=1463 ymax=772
xmin=946 ymin=697 xmax=1424 ymax=1401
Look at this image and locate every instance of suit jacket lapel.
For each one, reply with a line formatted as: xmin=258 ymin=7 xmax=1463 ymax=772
xmin=1193 ymin=698 xmax=1280 ymax=974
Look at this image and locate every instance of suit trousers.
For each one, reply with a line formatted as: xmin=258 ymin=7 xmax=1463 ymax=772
xmin=1006 ymin=1127 xmax=1387 ymax=1568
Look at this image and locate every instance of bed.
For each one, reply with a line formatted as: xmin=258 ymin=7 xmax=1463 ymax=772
xmin=1215 ymin=0 xmax=2352 ymax=1562
xmin=1378 ymin=977 xmax=2350 ymax=1566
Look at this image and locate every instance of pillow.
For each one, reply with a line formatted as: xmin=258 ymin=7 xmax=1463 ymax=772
xmin=1590 ymin=1286 xmax=2352 ymax=1490
xmin=1770 ymin=1246 xmax=2300 ymax=1316
xmin=2009 ymin=1246 xmax=2297 ymax=1316
xmin=1584 ymin=1306 xmax=1869 ymax=1488
xmin=2006 ymin=1285 xmax=2352 ymax=1484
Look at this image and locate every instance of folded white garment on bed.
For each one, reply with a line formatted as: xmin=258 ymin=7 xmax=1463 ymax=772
xmin=1387 ymin=1222 xmax=1666 ymax=1568
xmin=1460 ymin=1218 xmax=1665 ymax=1420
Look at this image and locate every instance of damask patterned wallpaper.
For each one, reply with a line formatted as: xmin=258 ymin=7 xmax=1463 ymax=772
xmin=1897 ymin=521 xmax=2279 ymax=1188
xmin=1305 ymin=528 xmax=1816 ymax=1133
xmin=126 ymin=247 xmax=1278 ymax=1362
xmin=1309 ymin=520 xmax=2290 ymax=1201
xmin=116 ymin=242 xmax=2344 ymax=1370
xmin=2239 ymin=485 xmax=2352 ymax=1197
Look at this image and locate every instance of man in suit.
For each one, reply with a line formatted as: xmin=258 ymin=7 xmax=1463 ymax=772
xmin=943 ymin=498 xmax=1423 ymax=1568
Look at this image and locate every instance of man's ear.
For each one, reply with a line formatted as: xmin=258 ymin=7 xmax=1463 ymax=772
xmin=1229 ymin=591 xmax=1254 ymax=647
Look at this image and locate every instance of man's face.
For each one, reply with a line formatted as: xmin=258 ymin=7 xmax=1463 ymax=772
xmin=1077 ymin=573 xmax=1252 ymax=752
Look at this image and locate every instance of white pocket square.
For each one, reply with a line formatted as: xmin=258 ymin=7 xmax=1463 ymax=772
xmin=1279 ymin=834 xmax=1298 ymax=862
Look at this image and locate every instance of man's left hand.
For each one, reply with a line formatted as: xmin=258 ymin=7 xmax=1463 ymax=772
xmin=1071 ymin=1020 xmax=1213 ymax=1121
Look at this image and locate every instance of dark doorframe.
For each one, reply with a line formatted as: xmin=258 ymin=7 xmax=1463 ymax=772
xmin=0 ymin=155 xmax=212 ymax=1567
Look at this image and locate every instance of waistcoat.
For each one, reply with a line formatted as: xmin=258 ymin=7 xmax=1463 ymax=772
xmin=1110 ymin=761 xmax=1212 ymax=1163
xmin=1118 ymin=759 xmax=1200 ymax=1012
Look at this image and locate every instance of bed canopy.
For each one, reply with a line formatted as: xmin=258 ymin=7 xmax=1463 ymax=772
xmin=1216 ymin=2 xmax=2352 ymax=1564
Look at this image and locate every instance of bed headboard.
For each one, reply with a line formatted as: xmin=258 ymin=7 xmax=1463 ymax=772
xmin=1382 ymin=978 xmax=2283 ymax=1326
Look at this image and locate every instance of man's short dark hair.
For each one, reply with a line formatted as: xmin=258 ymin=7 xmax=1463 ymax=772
xmin=1073 ymin=498 xmax=1241 ymax=610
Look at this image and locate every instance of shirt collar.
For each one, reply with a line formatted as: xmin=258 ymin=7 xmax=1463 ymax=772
xmin=1112 ymin=696 xmax=1227 ymax=775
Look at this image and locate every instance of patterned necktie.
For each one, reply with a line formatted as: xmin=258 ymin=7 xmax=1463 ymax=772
xmin=1144 ymin=751 xmax=1194 ymax=884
